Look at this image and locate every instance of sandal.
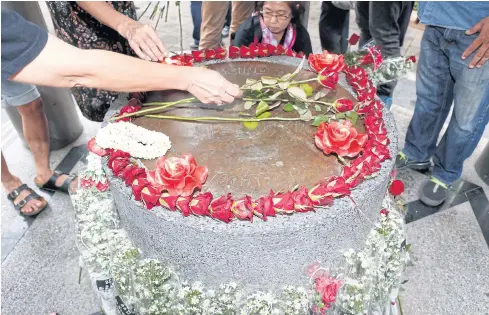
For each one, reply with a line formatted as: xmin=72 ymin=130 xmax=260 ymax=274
xmin=7 ymin=184 xmax=48 ymax=216
xmin=35 ymin=170 xmax=77 ymax=194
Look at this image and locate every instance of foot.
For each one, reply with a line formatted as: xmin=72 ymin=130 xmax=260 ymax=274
xmin=190 ymin=41 xmax=199 ymax=50
xmin=222 ymin=25 xmax=230 ymax=37
xmin=34 ymin=170 xmax=78 ymax=193
xmin=420 ymin=176 xmax=449 ymax=206
xmin=3 ymin=178 xmax=45 ymax=215
xmin=395 ymin=151 xmax=431 ymax=170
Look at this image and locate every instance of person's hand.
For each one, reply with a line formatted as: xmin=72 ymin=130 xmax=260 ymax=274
xmin=185 ymin=68 xmax=241 ymax=105
xmin=462 ymin=16 xmax=489 ymax=68
xmin=117 ymin=20 xmax=167 ymax=62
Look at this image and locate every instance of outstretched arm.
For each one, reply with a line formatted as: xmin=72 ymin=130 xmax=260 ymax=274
xmin=11 ymin=34 xmax=239 ymax=104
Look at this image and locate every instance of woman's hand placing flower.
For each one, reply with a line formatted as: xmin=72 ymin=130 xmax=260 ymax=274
xmin=186 ymin=68 xmax=242 ymax=105
xmin=117 ymin=20 xmax=167 ymax=62
xmin=314 ymin=120 xmax=367 ymax=158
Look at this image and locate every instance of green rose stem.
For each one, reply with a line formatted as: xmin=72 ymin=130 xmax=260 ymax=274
xmin=110 ymin=97 xmax=196 ymax=121
xmin=144 ymin=114 xmax=303 ymax=122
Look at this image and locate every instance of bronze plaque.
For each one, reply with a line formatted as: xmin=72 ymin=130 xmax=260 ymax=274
xmin=134 ymin=61 xmax=359 ymax=198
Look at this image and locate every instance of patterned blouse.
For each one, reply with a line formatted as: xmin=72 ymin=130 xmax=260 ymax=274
xmin=46 ymin=1 xmax=137 ymax=122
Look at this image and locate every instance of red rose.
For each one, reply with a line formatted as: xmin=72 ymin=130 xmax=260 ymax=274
xmin=231 ymin=196 xmax=254 ymax=221
xmin=253 ymin=195 xmax=275 ymax=220
xmin=159 ymin=192 xmax=179 ymax=211
xmin=189 ymin=192 xmax=213 ymax=216
xmin=271 ymin=191 xmax=295 ymax=214
xmin=348 ymin=33 xmax=360 ymax=45
xmin=228 ymin=46 xmax=240 ymax=59
xmin=308 ymin=51 xmax=345 ymax=73
xmin=215 ymin=47 xmax=227 ymax=59
xmin=124 ymin=166 xmax=146 ymax=186
xmin=314 ymin=275 xmax=342 ymax=309
xmin=96 ymin=180 xmax=109 ymax=192
xmin=314 ymin=120 xmax=368 ymax=158
xmin=256 ymin=43 xmax=268 ymax=57
xmin=308 ymin=176 xmax=351 ymax=206
xmin=131 ymin=178 xmax=150 ymax=201
xmin=389 ymin=179 xmax=405 ymax=196
xmin=147 ymin=154 xmax=208 ymax=197
xmin=191 ymin=50 xmax=205 ymax=62
xmin=176 ymin=195 xmax=192 ymax=216
xmin=111 ymin=160 xmax=131 ymax=178
xmin=296 ymin=51 xmax=305 ymax=59
xmin=141 ymin=185 xmax=161 ymax=210
xmin=276 ymin=44 xmax=286 ymax=55
xmin=240 ymin=45 xmax=251 ymax=58
xmin=292 ymin=186 xmax=314 ymax=212
xmin=210 ymin=194 xmax=234 ymax=223
xmin=318 ymin=70 xmax=339 ymax=90
xmin=87 ymin=138 xmax=108 ymax=156
xmin=380 ymin=208 xmax=389 ymax=216
xmin=407 ymin=55 xmax=416 ymax=63
xmin=267 ymin=44 xmax=277 ymax=56
xmin=249 ymin=43 xmax=259 ymax=57
xmin=286 ymin=49 xmax=297 ymax=57
xmin=205 ymin=48 xmax=216 ymax=60
xmin=118 ymin=99 xmax=142 ymax=122
xmin=81 ymin=178 xmax=95 ymax=189
xmin=334 ymin=98 xmax=354 ymax=113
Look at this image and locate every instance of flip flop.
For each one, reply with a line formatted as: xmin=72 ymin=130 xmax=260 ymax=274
xmin=7 ymin=184 xmax=48 ymax=216
xmin=35 ymin=170 xmax=77 ymax=194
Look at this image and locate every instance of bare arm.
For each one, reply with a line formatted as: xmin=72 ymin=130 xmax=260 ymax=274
xmin=77 ymin=1 xmax=167 ymax=61
xmin=10 ymin=34 xmax=239 ymax=104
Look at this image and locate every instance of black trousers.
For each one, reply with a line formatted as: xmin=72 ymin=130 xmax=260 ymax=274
xmin=356 ymin=1 xmax=414 ymax=97
xmin=319 ymin=1 xmax=350 ymax=54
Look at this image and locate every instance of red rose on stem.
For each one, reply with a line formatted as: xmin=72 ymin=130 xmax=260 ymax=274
xmin=271 ymin=191 xmax=295 ymax=214
xmin=189 ymin=192 xmax=213 ymax=216
xmin=148 ymin=153 xmax=208 ymax=197
xmin=210 ymin=194 xmax=234 ymax=223
xmin=141 ymin=185 xmax=161 ymax=210
xmin=118 ymin=99 xmax=142 ymax=122
xmin=314 ymin=275 xmax=343 ymax=310
xmin=314 ymin=120 xmax=368 ymax=158
xmin=318 ymin=70 xmax=339 ymax=90
xmin=176 ymin=195 xmax=192 ymax=216
xmin=253 ymin=195 xmax=275 ymax=220
xmin=308 ymin=51 xmax=345 ymax=73
xmin=292 ymin=186 xmax=314 ymax=212
xmin=159 ymin=192 xmax=179 ymax=211
xmin=231 ymin=196 xmax=254 ymax=221
xmin=348 ymin=33 xmax=360 ymax=45
xmin=389 ymin=179 xmax=405 ymax=196
xmin=334 ymin=98 xmax=354 ymax=113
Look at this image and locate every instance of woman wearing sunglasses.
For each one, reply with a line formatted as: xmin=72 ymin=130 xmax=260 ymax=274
xmin=234 ymin=1 xmax=313 ymax=56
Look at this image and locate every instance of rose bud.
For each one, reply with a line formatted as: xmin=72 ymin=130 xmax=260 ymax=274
xmin=132 ymin=178 xmax=151 ymax=201
xmin=253 ymin=195 xmax=275 ymax=221
xmin=189 ymin=192 xmax=213 ymax=216
xmin=334 ymin=98 xmax=354 ymax=113
xmin=176 ymin=195 xmax=192 ymax=217
xmin=271 ymin=191 xmax=295 ymax=214
xmin=210 ymin=194 xmax=234 ymax=223
xmin=231 ymin=196 xmax=254 ymax=221
xmin=141 ymin=185 xmax=161 ymax=210
xmin=348 ymin=33 xmax=360 ymax=46
xmin=159 ymin=192 xmax=179 ymax=211
xmin=292 ymin=186 xmax=314 ymax=212
xmin=118 ymin=99 xmax=142 ymax=122
xmin=389 ymin=179 xmax=405 ymax=196
xmin=96 ymin=179 xmax=109 ymax=192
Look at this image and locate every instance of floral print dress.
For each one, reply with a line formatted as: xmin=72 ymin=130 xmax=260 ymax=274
xmin=46 ymin=1 xmax=137 ymax=122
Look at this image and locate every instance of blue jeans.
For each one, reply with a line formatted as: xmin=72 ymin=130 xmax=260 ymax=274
xmin=191 ymin=1 xmax=202 ymax=44
xmin=403 ymin=26 xmax=489 ymax=185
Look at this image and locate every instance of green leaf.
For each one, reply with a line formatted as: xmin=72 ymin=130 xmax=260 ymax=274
xmin=346 ymin=111 xmax=359 ymax=125
xmin=287 ymin=86 xmax=307 ymax=101
xmin=255 ymin=101 xmax=269 ymax=116
xmin=300 ymin=109 xmax=313 ymax=121
xmin=293 ymin=104 xmax=309 ymax=115
xmin=261 ymin=76 xmax=278 ymax=85
xmin=246 ymin=78 xmax=258 ymax=85
xmin=405 ymin=244 xmax=412 ymax=252
xmin=314 ymin=105 xmax=322 ymax=112
xmin=244 ymin=101 xmax=256 ymax=110
xmin=312 ymin=115 xmax=331 ymax=126
xmin=335 ymin=112 xmax=346 ymax=120
xmin=300 ymin=84 xmax=313 ymax=97
xmin=314 ymin=90 xmax=327 ymax=100
xmin=278 ymin=81 xmax=290 ymax=90
xmin=251 ymin=82 xmax=263 ymax=91
xmin=283 ymin=103 xmax=294 ymax=112
xmin=257 ymin=111 xmax=271 ymax=119
xmin=243 ymin=121 xmax=258 ymax=130
xmin=270 ymin=91 xmax=284 ymax=100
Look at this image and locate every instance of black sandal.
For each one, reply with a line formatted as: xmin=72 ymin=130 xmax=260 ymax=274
xmin=7 ymin=184 xmax=48 ymax=216
xmin=35 ymin=170 xmax=77 ymax=194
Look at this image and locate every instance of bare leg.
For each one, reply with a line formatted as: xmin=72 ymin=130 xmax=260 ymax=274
xmin=1 ymin=152 xmax=44 ymax=214
xmin=16 ymin=97 xmax=76 ymax=190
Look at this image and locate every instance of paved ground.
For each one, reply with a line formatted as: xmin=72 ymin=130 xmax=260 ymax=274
xmin=1 ymin=2 xmax=489 ymax=315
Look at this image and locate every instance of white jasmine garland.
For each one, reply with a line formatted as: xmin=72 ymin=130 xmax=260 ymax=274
xmin=96 ymin=121 xmax=171 ymax=159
